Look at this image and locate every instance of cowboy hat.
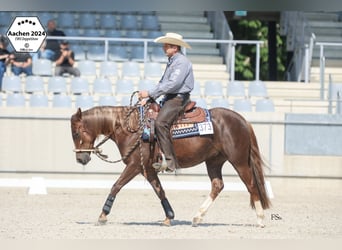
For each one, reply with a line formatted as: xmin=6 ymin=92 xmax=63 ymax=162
xmin=154 ymin=32 xmax=191 ymax=49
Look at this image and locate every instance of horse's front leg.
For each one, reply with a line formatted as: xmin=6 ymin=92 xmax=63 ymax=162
xmin=98 ymin=163 xmax=141 ymax=225
xmin=146 ymin=169 xmax=174 ymax=226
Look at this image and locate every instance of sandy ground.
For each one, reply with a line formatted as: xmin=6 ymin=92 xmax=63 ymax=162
xmin=0 ymin=174 xmax=341 ymax=240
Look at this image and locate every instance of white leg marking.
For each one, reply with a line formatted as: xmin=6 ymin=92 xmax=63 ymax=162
xmin=254 ymin=200 xmax=265 ymax=228
xmin=192 ymin=196 xmax=213 ymax=226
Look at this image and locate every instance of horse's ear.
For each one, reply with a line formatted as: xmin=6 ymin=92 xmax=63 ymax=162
xmin=76 ymin=108 xmax=82 ymax=120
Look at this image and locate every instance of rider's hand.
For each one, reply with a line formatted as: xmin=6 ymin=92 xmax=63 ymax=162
xmin=138 ymin=90 xmax=149 ymax=100
xmin=139 ymin=98 xmax=148 ymax=106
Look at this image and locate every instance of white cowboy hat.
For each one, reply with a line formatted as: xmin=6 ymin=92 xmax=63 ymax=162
xmin=154 ymin=32 xmax=191 ymax=49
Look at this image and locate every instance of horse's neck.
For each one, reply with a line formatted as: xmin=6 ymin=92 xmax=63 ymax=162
xmin=84 ymin=107 xmax=125 ymax=137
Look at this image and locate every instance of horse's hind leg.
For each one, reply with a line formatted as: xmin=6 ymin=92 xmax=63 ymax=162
xmin=192 ymin=159 xmax=225 ymax=227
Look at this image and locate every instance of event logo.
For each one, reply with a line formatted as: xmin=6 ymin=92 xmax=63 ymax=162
xmin=6 ymin=16 xmax=46 ymax=53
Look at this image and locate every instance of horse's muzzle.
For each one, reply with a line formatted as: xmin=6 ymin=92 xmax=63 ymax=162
xmin=76 ymin=153 xmax=91 ymax=165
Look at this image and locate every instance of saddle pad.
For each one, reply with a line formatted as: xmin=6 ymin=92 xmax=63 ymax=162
xmin=141 ymin=108 xmax=213 ymax=141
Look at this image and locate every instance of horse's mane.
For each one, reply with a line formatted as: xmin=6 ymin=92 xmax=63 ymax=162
xmin=81 ymin=106 xmax=138 ymax=136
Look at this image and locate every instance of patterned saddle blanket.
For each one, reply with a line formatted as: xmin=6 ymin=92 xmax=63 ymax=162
xmin=140 ymin=101 xmax=214 ymax=141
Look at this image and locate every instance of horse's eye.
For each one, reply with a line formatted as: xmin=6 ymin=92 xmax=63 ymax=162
xmin=73 ymin=132 xmax=80 ymax=139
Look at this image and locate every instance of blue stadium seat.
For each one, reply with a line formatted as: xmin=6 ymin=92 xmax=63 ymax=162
xmin=120 ymin=14 xmax=138 ymax=30
xmin=93 ymin=77 xmax=113 ymax=94
xmin=87 ymin=45 xmax=106 ymax=61
xmin=38 ymin=12 xmax=55 ymax=27
xmin=255 ymin=98 xmax=275 ymax=112
xmin=99 ymin=61 xmax=119 ymax=78
xmin=227 ymin=81 xmax=245 ymax=97
xmin=48 ymin=76 xmax=68 ymax=94
xmin=141 ymin=15 xmax=159 ymax=30
xmin=75 ymin=95 xmax=94 ymax=109
xmin=78 ymin=12 xmax=97 ymax=29
xmin=29 ymin=94 xmax=49 ymax=107
xmin=6 ymin=93 xmax=26 ymax=107
xmin=150 ymin=46 xmax=167 ymax=62
xmin=108 ymin=46 xmax=129 ymax=61
xmin=32 ymin=59 xmax=53 ymax=76
xmin=98 ymin=95 xmax=117 ymax=106
xmin=204 ymin=81 xmax=224 ymax=97
xmin=57 ymin=12 xmax=75 ymax=28
xmin=25 ymin=76 xmax=45 ymax=93
xmin=138 ymin=79 xmax=155 ymax=91
xmin=248 ymin=80 xmax=268 ymax=97
xmin=77 ymin=60 xmax=97 ymax=77
xmin=144 ymin=62 xmax=162 ymax=79
xmin=70 ymin=77 xmax=89 ymax=94
xmin=115 ymin=79 xmax=135 ymax=95
xmin=2 ymin=75 xmax=22 ymax=92
xmin=210 ymin=98 xmax=230 ymax=108
xmin=52 ymin=95 xmax=72 ymax=108
xmin=130 ymin=46 xmax=145 ymax=61
xmin=100 ymin=14 xmax=117 ymax=29
xmin=193 ymin=98 xmax=207 ymax=108
xmin=121 ymin=61 xmax=141 ymax=79
xmin=233 ymin=98 xmax=252 ymax=112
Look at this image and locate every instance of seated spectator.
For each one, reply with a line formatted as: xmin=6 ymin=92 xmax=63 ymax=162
xmin=31 ymin=40 xmax=50 ymax=61
xmin=54 ymin=41 xmax=80 ymax=77
xmin=45 ymin=19 xmax=66 ymax=61
xmin=0 ymin=36 xmax=10 ymax=90
xmin=9 ymin=51 xmax=33 ymax=76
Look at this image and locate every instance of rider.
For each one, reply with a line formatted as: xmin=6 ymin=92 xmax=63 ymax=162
xmin=138 ymin=32 xmax=194 ymax=172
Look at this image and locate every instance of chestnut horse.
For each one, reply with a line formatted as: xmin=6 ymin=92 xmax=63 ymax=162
xmin=70 ymin=104 xmax=271 ymax=227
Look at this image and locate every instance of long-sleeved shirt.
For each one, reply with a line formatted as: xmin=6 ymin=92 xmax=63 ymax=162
xmin=148 ymin=52 xmax=194 ymax=100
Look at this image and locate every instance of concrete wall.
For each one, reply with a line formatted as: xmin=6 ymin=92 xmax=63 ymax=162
xmin=0 ymin=107 xmax=341 ymax=178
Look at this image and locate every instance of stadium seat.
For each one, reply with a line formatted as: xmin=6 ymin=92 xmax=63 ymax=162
xmin=248 ymin=80 xmax=268 ymax=97
xmin=144 ymin=62 xmax=162 ymax=79
xmin=2 ymin=75 xmax=22 ymax=92
xmin=121 ymin=61 xmax=141 ymax=79
xmin=126 ymin=30 xmax=144 ymax=46
xmin=32 ymin=59 xmax=53 ymax=76
xmin=99 ymin=61 xmax=119 ymax=78
xmin=75 ymin=95 xmax=94 ymax=109
xmin=38 ymin=12 xmax=55 ymax=27
xmin=70 ymin=77 xmax=89 ymax=95
xmin=115 ymin=79 xmax=135 ymax=95
xmin=87 ymin=45 xmax=106 ymax=61
xmin=255 ymin=98 xmax=275 ymax=112
xmin=227 ymin=81 xmax=245 ymax=97
xmin=120 ymin=95 xmax=139 ymax=106
xmin=29 ymin=94 xmax=49 ymax=107
xmin=83 ymin=29 xmax=102 ymax=45
xmin=191 ymin=81 xmax=202 ymax=97
xmin=204 ymin=81 xmax=224 ymax=97
xmin=210 ymin=98 xmax=230 ymax=108
xmin=57 ymin=12 xmax=75 ymax=28
xmin=130 ymin=46 xmax=145 ymax=61
xmin=150 ymin=46 xmax=167 ymax=62
xmin=93 ymin=77 xmax=113 ymax=94
xmin=77 ymin=60 xmax=97 ymax=77
xmin=98 ymin=95 xmax=117 ymax=106
xmin=100 ymin=14 xmax=117 ymax=29
xmin=71 ymin=45 xmax=86 ymax=61
xmin=108 ymin=46 xmax=129 ymax=61
xmin=25 ymin=76 xmax=45 ymax=93
xmin=141 ymin=15 xmax=159 ymax=30
xmin=6 ymin=93 xmax=26 ymax=107
xmin=78 ymin=12 xmax=97 ymax=29
xmin=137 ymin=79 xmax=155 ymax=91
xmin=193 ymin=98 xmax=207 ymax=108
xmin=233 ymin=98 xmax=252 ymax=112
xmin=52 ymin=95 xmax=72 ymax=108
xmin=48 ymin=76 xmax=68 ymax=94
xmin=120 ymin=14 xmax=138 ymax=30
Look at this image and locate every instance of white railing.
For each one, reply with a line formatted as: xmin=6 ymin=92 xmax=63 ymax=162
xmin=47 ymin=36 xmax=263 ymax=82
xmin=316 ymin=42 xmax=342 ymax=100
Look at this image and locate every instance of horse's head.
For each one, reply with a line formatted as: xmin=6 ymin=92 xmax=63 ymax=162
xmin=70 ymin=108 xmax=96 ymax=165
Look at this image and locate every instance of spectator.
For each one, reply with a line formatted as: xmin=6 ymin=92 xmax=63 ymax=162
xmin=9 ymin=51 xmax=33 ymax=76
xmin=45 ymin=19 xmax=65 ymax=61
xmin=0 ymin=36 xmax=10 ymax=90
xmin=54 ymin=41 xmax=80 ymax=77
xmin=31 ymin=40 xmax=50 ymax=61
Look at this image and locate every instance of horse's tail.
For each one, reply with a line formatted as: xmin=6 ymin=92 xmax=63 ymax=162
xmin=248 ymin=123 xmax=271 ymax=210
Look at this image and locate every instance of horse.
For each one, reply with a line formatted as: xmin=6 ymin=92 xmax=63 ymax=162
xmin=70 ymin=102 xmax=271 ymax=227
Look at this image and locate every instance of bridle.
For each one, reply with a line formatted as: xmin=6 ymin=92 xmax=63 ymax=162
xmin=72 ymin=92 xmax=153 ymax=174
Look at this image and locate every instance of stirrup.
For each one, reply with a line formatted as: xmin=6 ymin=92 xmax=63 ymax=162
xmin=152 ymin=153 xmax=167 ymax=172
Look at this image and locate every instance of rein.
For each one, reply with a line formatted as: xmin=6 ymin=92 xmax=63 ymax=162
xmin=74 ymin=92 xmax=152 ymax=175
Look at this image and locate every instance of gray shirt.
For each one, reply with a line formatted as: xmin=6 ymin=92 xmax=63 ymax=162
xmin=148 ymin=52 xmax=194 ymax=100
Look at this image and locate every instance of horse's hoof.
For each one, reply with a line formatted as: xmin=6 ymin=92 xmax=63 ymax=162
xmin=192 ymin=217 xmax=202 ymax=227
xmin=97 ymin=215 xmax=108 ymax=225
xmin=161 ymin=218 xmax=172 ymax=226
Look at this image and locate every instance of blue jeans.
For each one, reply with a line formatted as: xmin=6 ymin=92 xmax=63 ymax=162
xmin=11 ymin=65 xmax=33 ymax=76
xmin=0 ymin=61 xmax=6 ymax=90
